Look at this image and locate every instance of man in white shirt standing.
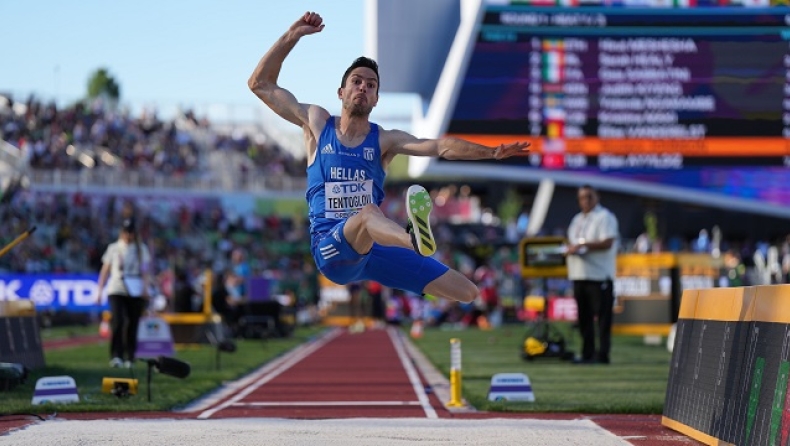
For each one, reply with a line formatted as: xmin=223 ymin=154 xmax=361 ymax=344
xmin=566 ymin=185 xmax=619 ymax=365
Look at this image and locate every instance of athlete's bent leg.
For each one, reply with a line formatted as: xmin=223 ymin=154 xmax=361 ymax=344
xmin=343 ymin=204 xmax=412 ymax=255
xmin=423 ymin=269 xmax=478 ymax=303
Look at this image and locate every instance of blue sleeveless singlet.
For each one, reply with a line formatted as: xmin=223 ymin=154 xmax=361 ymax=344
xmin=306 ymin=116 xmax=386 ymax=237
xmin=305 ymin=116 xmax=449 ymax=294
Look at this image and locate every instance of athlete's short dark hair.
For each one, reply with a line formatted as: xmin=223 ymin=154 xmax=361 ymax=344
xmin=341 ymin=57 xmax=379 ymax=92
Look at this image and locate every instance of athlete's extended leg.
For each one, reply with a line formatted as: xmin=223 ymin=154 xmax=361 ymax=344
xmin=423 ymin=269 xmax=478 ymax=303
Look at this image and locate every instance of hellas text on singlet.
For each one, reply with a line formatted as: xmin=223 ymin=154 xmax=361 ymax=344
xmin=325 ymin=166 xmax=372 ymax=219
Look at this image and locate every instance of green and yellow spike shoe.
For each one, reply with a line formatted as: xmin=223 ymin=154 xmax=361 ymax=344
xmin=405 ymin=185 xmax=436 ymax=256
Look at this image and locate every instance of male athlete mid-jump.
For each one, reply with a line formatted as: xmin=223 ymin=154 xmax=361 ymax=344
xmin=248 ymin=11 xmax=530 ymax=302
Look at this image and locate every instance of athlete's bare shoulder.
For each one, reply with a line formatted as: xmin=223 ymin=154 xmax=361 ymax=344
xmin=305 ymin=105 xmax=332 ymax=136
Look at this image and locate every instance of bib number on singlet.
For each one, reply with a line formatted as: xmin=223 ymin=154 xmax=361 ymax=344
xmin=324 ymin=180 xmax=374 ymax=219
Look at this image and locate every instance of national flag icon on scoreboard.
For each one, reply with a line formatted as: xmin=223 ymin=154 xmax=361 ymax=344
xmin=544 ymin=93 xmax=562 ymax=109
xmin=542 ymin=139 xmax=566 ymax=169
xmin=546 ymin=118 xmax=564 ymax=139
xmin=543 ymin=98 xmax=565 ymax=140
xmin=542 ymin=39 xmax=564 ymax=84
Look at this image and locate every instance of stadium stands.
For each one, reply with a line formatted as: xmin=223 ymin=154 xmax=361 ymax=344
xmin=0 ymin=94 xmax=306 ymax=193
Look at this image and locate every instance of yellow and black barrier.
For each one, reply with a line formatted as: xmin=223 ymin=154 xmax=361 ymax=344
xmin=0 ymin=300 xmax=45 ymax=370
xmin=612 ymin=253 xmax=721 ymax=336
xmin=160 ymin=270 xmax=225 ymax=345
xmin=662 ymin=284 xmax=790 ymax=445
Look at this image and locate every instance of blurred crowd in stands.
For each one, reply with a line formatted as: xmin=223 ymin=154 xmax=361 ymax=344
xmin=0 ymin=182 xmax=525 ymax=333
xmin=2 ymin=185 xmax=789 ymax=335
xmin=0 ymin=94 xmax=304 ymax=178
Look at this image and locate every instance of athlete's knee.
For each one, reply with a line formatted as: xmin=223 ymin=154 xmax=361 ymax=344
xmin=456 ymin=283 xmax=479 ymax=303
xmin=434 ymin=281 xmax=478 ymax=303
xmin=426 ymin=270 xmax=479 ymax=303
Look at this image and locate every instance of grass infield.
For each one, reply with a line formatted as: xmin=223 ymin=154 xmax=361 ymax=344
xmin=2 ymin=323 xmax=671 ymax=415
xmin=1 ymin=325 xmax=327 ymax=415
xmin=410 ymin=323 xmax=671 ymax=414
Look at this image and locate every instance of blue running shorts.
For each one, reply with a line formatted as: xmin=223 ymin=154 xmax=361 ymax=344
xmin=311 ymin=220 xmax=449 ymax=294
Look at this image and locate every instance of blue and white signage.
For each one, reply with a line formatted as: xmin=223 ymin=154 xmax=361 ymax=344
xmin=0 ymin=274 xmax=107 ymax=312
xmin=135 ymin=316 xmax=175 ymax=359
xmin=487 ymin=373 xmax=535 ymax=402
xmin=31 ymin=375 xmax=80 ymax=405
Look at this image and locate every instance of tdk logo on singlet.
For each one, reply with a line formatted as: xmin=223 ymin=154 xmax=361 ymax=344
xmin=332 ymin=183 xmax=367 ymax=194
xmin=321 ymin=144 xmax=335 ymax=155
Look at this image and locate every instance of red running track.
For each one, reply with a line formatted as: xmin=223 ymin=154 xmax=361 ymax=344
xmin=189 ymin=328 xmax=701 ymax=444
xmin=194 ymin=328 xmax=438 ymax=419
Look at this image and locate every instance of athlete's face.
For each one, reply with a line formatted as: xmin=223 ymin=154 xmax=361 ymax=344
xmin=338 ymin=67 xmax=378 ymax=117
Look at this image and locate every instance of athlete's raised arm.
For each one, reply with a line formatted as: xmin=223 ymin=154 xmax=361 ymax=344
xmin=247 ymin=11 xmax=329 ymax=129
xmin=380 ymin=129 xmax=530 ymax=164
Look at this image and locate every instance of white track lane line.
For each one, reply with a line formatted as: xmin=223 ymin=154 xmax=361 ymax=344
xmin=387 ymin=327 xmax=438 ymax=419
xmin=196 ymin=328 xmax=341 ymax=419
xmin=183 ymin=328 xmax=341 ymax=413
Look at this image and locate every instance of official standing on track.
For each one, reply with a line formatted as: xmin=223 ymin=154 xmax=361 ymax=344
xmin=565 ymin=185 xmax=619 ymax=365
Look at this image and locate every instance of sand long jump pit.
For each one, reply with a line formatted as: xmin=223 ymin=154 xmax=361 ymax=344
xmin=0 ymin=417 xmax=629 ymax=446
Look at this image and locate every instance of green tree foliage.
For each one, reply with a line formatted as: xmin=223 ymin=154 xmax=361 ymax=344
xmin=86 ymin=68 xmax=120 ymax=101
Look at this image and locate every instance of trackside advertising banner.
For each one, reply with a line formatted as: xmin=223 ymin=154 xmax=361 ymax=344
xmin=0 ymin=274 xmax=108 ymax=312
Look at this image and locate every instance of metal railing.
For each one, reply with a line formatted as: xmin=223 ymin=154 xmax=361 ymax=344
xmin=23 ymin=168 xmax=307 ymax=194
xmin=0 ymin=140 xmax=24 ymax=169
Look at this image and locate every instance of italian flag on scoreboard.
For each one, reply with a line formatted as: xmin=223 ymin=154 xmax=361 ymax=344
xmin=542 ymin=39 xmax=564 ymax=84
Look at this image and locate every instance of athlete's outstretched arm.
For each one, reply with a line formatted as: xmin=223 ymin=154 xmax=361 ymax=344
xmin=381 ymin=129 xmax=530 ymax=162
xmin=247 ymin=11 xmax=326 ymax=127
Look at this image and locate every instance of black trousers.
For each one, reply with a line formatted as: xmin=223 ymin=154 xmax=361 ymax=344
xmin=108 ymin=294 xmax=147 ymax=361
xmin=572 ymin=279 xmax=614 ymax=362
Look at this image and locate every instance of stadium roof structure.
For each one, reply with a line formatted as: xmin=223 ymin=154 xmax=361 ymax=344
xmin=366 ymin=0 xmax=790 ymax=219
